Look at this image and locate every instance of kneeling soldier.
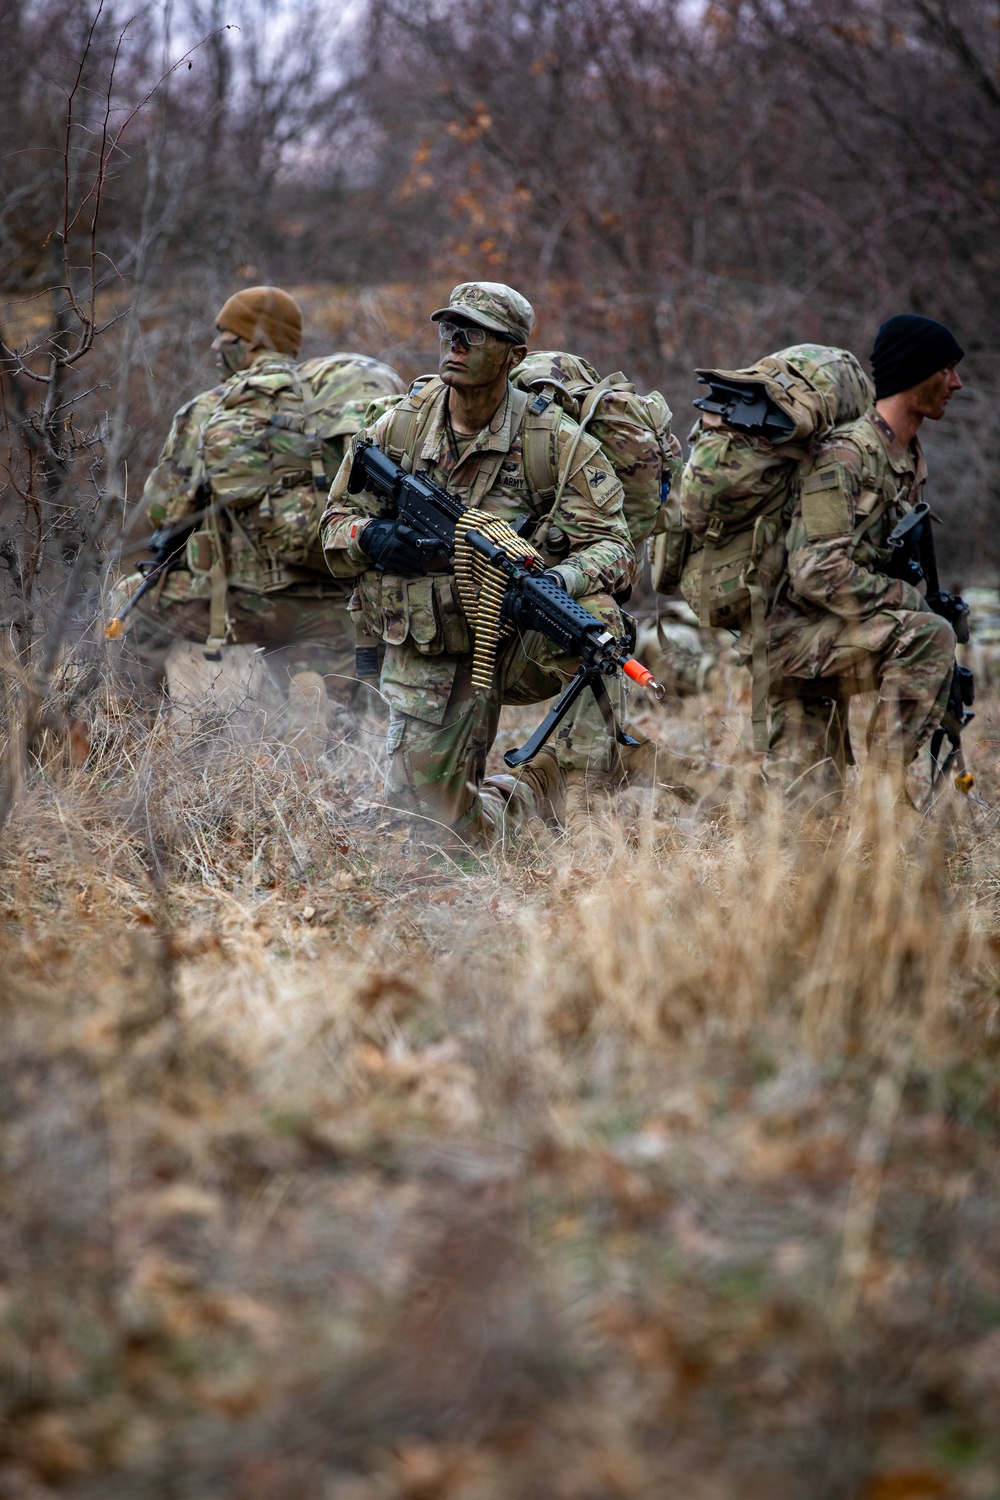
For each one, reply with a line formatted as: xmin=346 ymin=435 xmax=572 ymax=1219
xmin=323 ymin=280 xmax=637 ymax=843
xmin=121 ymin=286 xmax=386 ymax=713
xmin=766 ymin=314 xmax=965 ymax=794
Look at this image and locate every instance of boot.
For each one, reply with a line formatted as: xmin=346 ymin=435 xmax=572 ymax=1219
xmin=517 ymin=745 xmax=567 ymax=826
xmin=480 ymin=746 xmax=566 ymax=830
xmin=562 ymin=768 xmax=605 ymax=838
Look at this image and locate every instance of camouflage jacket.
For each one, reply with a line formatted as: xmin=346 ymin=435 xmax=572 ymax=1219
xmin=143 ymin=384 xmax=225 ymax=529
xmin=322 ymin=376 xmax=634 ymax=604
xmin=780 ymin=410 xmax=928 ymax=623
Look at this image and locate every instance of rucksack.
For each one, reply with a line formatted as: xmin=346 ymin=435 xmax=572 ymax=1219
xmin=296 ymin=353 xmax=406 ymax=473
xmin=511 ymin=351 xmax=683 ymax=554
xmin=188 ymin=352 xmax=405 ymax=647
xmin=651 ymin=343 xmax=874 ymax=748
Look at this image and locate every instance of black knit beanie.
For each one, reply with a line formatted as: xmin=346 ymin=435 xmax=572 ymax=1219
xmin=870 ymin=315 xmax=964 ymax=400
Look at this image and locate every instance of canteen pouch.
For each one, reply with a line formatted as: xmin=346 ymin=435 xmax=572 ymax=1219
xmin=186 ymin=530 xmax=219 ymax=575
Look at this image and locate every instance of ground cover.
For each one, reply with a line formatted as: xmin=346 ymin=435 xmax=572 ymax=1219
xmin=1 ymin=664 xmax=1000 ymax=1499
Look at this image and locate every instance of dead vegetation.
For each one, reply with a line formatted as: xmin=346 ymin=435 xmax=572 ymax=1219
xmin=0 ymin=2 xmax=997 ymax=1491
xmin=2 ymin=657 xmax=1000 ymax=1500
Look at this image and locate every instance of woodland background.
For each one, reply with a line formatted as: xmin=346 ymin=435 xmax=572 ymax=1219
xmin=1 ymin=0 xmax=999 ymax=660
xmin=4 ymin=7 xmax=1000 ymax=1498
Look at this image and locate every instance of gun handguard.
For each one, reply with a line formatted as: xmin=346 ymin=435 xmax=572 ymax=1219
xmin=463 ymin=530 xmax=665 ymax=697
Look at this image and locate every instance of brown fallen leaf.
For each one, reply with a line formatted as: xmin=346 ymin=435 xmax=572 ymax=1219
xmin=68 ymin=717 xmax=90 ymax=766
xmin=860 ymin=1472 xmax=955 ymax=1500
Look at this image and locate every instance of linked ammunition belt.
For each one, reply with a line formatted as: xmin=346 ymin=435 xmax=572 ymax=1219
xmin=452 ymin=510 xmax=544 ymax=691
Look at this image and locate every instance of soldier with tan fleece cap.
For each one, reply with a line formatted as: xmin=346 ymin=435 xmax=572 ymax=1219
xmin=114 ymin=286 xmax=402 ymax=739
xmin=212 ymin=285 xmax=304 ymax=368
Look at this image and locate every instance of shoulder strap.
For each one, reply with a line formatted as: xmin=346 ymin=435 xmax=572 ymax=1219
xmin=287 ymin=366 xmax=327 ymax=492
xmin=381 ymin=378 xmax=444 ymax=472
xmin=521 ymin=399 xmax=563 ymax=509
xmin=521 ymin=397 xmax=603 ymax=513
xmin=850 ymin=491 xmax=895 ymax=547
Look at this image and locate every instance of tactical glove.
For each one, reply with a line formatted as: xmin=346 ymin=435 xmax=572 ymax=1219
xmin=360 ymin=519 xmax=436 ymax=575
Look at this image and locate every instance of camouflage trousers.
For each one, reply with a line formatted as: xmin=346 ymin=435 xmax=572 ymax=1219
xmin=380 ymin=590 xmax=630 ymax=844
xmin=122 ymin=572 xmax=368 ymax=706
xmin=765 ymin=606 xmax=955 ymax=795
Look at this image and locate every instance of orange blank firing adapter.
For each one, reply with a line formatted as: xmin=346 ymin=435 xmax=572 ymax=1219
xmin=623 ymin=657 xmax=666 ymax=701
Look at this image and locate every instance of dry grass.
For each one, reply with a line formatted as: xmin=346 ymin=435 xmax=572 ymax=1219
xmin=2 ymin=656 xmax=1000 ymax=1500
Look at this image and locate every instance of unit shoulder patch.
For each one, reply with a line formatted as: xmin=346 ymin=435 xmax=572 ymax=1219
xmin=800 ymin=466 xmax=851 ymax=540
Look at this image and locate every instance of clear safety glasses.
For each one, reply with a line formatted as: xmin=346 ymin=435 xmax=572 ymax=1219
xmin=437 ymin=321 xmax=512 ymax=348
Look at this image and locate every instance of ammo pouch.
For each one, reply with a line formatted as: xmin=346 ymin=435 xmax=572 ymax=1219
xmin=356 ymin=571 xmax=472 ymax=656
xmin=186 ymin=530 xmax=219 ymax=575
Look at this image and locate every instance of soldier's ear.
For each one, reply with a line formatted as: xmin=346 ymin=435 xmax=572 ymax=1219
xmin=506 ymin=343 xmax=527 ymax=373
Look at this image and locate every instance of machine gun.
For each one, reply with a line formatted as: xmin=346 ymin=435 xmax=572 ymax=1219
xmin=884 ymin=501 xmax=975 ymax=799
xmin=930 ymin=663 xmax=976 ymax=798
xmin=346 ymin=439 xmax=665 ymax=767
xmin=885 ymin=500 xmax=970 ymax=643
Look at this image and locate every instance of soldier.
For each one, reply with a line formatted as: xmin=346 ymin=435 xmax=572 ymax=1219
xmin=322 ymin=280 xmax=639 ymax=844
xmin=765 ymin=314 xmax=965 ymax=795
xmin=120 ymin=286 xmax=396 ymax=714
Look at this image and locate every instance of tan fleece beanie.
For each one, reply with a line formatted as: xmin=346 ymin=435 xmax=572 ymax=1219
xmin=215 ymin=286 xmax=303 ymax=357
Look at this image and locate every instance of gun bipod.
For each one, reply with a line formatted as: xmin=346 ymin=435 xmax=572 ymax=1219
xmin=503 ymin=664 xmax=639 ymax=769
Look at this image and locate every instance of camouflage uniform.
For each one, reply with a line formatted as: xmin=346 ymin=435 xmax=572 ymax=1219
xmin=323 ymin=364 xmax=636 ymax=842
xmin=126 ymin=351 xmax=391 ymax=704
xmin=765 ymin=409 xmax=955 ymax=787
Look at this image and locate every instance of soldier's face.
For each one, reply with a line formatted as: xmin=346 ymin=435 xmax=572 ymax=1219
xmin=910 ymin=363 xmax=963 ymax=421
xmin=438 ymin=323 xmax=523 ymax=390
xmin=212 ymin=330 xmax=253 ymax=377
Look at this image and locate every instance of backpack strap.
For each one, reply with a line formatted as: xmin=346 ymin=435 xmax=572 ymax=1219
xmin=520 ymin=395 xmax=565 ymax=511
xmin=850 ymin=490 xmax=895 ymax=547
xmin=748 ymin=576 xmax=770 ymax=752
xmin=381 ymin=378 xmax=443 ymax=473
xmin=290 ymin=366 xmax=329 ymax=493
xmin=522 ymin=393 xmax=605 ymax=517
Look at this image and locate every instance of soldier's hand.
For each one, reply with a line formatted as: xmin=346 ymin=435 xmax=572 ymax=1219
xmin=360 ymin=519 xmax=435 ymax=575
